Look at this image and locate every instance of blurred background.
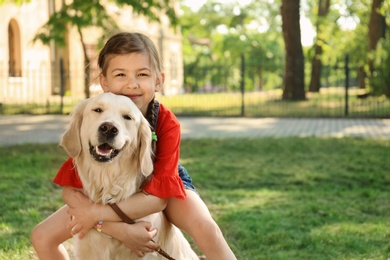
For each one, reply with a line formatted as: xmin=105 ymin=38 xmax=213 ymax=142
xmin=0 ymin=0 xmax=389 ymax=117
xmin=1 ymin=2 xmax=390 ymax=259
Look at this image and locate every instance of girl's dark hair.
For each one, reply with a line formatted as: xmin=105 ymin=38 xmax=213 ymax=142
xmin=98 ymin=32 xmax=162 ymax=154
xmin=145 ymin=99 xmax=158 ymax=154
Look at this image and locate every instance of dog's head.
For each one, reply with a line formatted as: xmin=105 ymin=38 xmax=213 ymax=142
xmin=60 ymin=92 xmax=153 ymax=177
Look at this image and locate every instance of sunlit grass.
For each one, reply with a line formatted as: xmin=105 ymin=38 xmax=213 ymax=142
xmin=181 ymin=137 xmax=390 ymax=259
xmin=1 ymin=138 xmax=390 ymax=259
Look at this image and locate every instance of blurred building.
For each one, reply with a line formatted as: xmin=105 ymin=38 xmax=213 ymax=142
xmin=0 ymin=0 xmax=183 ymax=104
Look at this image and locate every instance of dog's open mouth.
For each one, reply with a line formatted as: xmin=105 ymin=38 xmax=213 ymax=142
xmin=89 ymin=142 xmax=120 ymax=162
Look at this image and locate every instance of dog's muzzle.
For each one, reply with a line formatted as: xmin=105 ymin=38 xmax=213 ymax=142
xmin=89 ymin=142 xmax=120 ymax=162
xmin=89 ymin=122 xmax=122 ymax=162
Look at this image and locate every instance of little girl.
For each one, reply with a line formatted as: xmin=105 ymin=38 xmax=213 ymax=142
xmin=31 ymin=32 xmax=236 ymax=260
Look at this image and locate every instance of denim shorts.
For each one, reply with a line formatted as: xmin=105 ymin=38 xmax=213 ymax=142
xmin=178 ymin=163 xmax=196 ymax=192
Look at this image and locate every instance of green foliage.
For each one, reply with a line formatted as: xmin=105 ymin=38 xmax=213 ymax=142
xmin=33 ymin=0 xmax=116 ymax=46
xmin=180 ymin=0 xmax=284 ymax=92
xmin=370 ymin=35 xmax=390 ymax=97
xmin=181 ymin=0 xmax=390 ymax=99
xmin=0 ymin=0 xmax=29 ymax=5
xmin=33 ymin=0 xmax=177 ymax=46
xmin=115 ymin=0 xmax=178 ymax=27
xmin=368 ymin=2 xmax=390 ymax=97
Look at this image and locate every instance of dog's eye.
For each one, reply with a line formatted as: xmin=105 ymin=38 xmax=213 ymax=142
xmin=123 ymin=115 xmax=132 ymax=120
xmin=93 ymin=108 xmax=103 ymax=113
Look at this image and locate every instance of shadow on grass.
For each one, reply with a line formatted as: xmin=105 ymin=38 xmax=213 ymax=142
xmin=181 ymin=137 xmax=390 ymax=259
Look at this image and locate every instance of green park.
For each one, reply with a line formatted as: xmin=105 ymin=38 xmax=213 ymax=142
xmin=1 ymin=0 xmax=390 ymax=259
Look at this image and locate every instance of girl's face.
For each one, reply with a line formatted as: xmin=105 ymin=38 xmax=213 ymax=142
xmin=99 ymin=52 xmax=163 ymax=115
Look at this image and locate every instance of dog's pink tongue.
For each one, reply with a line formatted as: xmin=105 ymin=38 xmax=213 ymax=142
xmin=97 ymin=144 xmax=113 ymax=155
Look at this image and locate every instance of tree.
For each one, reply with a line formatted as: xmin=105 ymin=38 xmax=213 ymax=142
xmin=281 ymin=0 xmax=306 ymax=100
xmin=368 ymin=0 xmax=390 ymax=97
xmin=316 ymin=0 xmax=372 ymax=90
xmin=33 ymin=0 xmax=177 ymax=98
xmin=368 ymin=0 xmax=385 ymax=73
xmin=180 ymin=1 xmax=284 ymax=92
xmin=308 ymin=0 xmax=330 ymax=92
xmin=367 ymin=0 xmax=387 ymax=95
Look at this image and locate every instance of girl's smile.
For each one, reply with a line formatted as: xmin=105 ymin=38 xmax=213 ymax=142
xmin=126 ymin=94 xmax=143 ymax=101
xmin=99 ymin=53 xmax=162 ymax=115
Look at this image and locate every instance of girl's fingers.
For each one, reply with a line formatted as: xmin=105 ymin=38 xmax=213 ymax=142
xmin=68 ymin=223 xmax=83 ymax=236
xmin=148 ymin=241 xmax=160 ymax=251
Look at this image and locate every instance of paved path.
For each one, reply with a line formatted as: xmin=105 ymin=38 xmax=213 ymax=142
xmin=1 ymin=115 xmax=390 ymax=146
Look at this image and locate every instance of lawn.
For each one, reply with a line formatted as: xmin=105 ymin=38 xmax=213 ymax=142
xmin=1 ymin=137 xmax=390 ymax=259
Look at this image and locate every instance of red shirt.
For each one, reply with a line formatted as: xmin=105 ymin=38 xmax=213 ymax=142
xmin=53 ymin=103 xmax=186 ymax=199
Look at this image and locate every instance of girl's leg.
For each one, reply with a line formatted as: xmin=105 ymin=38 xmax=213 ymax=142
xmin=31 ymin=205 xmax=72 ymax=260
xmin=164 ymin=190 xmax=236 ymax=260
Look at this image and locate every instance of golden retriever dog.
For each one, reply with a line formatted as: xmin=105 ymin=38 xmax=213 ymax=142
xmin=61 ymin=92 xmax=198 ymax=259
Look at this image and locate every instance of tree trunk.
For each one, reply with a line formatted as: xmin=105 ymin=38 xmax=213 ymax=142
xmin=258 ymin=67 xmax=263 ymax=91
xmin=368 ymin=0 xmax=385 ymax=75
xmin=308 ymin=0 xmax=330 ymax=93
xmin=281 ymin=0 xmax=306 ymax=100
xmin=77 ymin=26 xmax=91 ymax=99
xmin=308 ymin=47 xmax=322 ymax=92
xmin=357 ymin=66 xmax=366 ymax=89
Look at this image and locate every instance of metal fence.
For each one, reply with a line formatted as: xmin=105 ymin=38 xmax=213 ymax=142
xmin=157 ymin=88 xmax=390 ymax=118
xmin=1 ymin=58 xmax=389 ymax=118
xmin=1 ymin=87 xmax=388 ymax=118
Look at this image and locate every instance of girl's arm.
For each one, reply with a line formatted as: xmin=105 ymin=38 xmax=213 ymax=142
xmin=99 ymin=221 xmax=160 ymax=257
xmin=64 ymin=186 xmax=167 ymax=239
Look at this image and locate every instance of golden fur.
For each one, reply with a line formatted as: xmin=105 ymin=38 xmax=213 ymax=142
xmin=61 ymin=93 xmax=198 ymax=259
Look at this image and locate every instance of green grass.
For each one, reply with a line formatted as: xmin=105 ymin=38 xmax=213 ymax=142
xmin=2 ymin=87 xmax=389 ymax=118
xmin=158 ymin=88 xmax=390 ymax=118
xmin=1 ymin=138 xmax=390 ymax=259
xmin=0 ymin=144 xmax=66 ymax=259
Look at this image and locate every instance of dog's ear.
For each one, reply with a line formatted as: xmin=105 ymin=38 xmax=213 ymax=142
xmin=60 ymin=99 xmax=88 ymax=158
xmin=137 ymin=116 xmax=154 ymax=177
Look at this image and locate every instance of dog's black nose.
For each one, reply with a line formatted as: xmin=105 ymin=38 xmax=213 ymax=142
xmin=99 ymin=122 xmax=118 ymax=138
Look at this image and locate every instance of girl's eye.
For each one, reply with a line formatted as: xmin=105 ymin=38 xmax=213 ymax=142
xmin=115 ymin=73 xmax=126 ymax=77
xmin=93 ymin=108 xmax=102 ymax=113
xmin=138 ymin=73 xmax=148 ymax=77
xmin=123 ymin=115 xmax=132 ymax=120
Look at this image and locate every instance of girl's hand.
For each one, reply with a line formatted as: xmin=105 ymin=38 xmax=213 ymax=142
xmin=118 ymin=221 xmax=160 ymax=257
xmin=65 ymin=190 xmax=99 ymax=239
